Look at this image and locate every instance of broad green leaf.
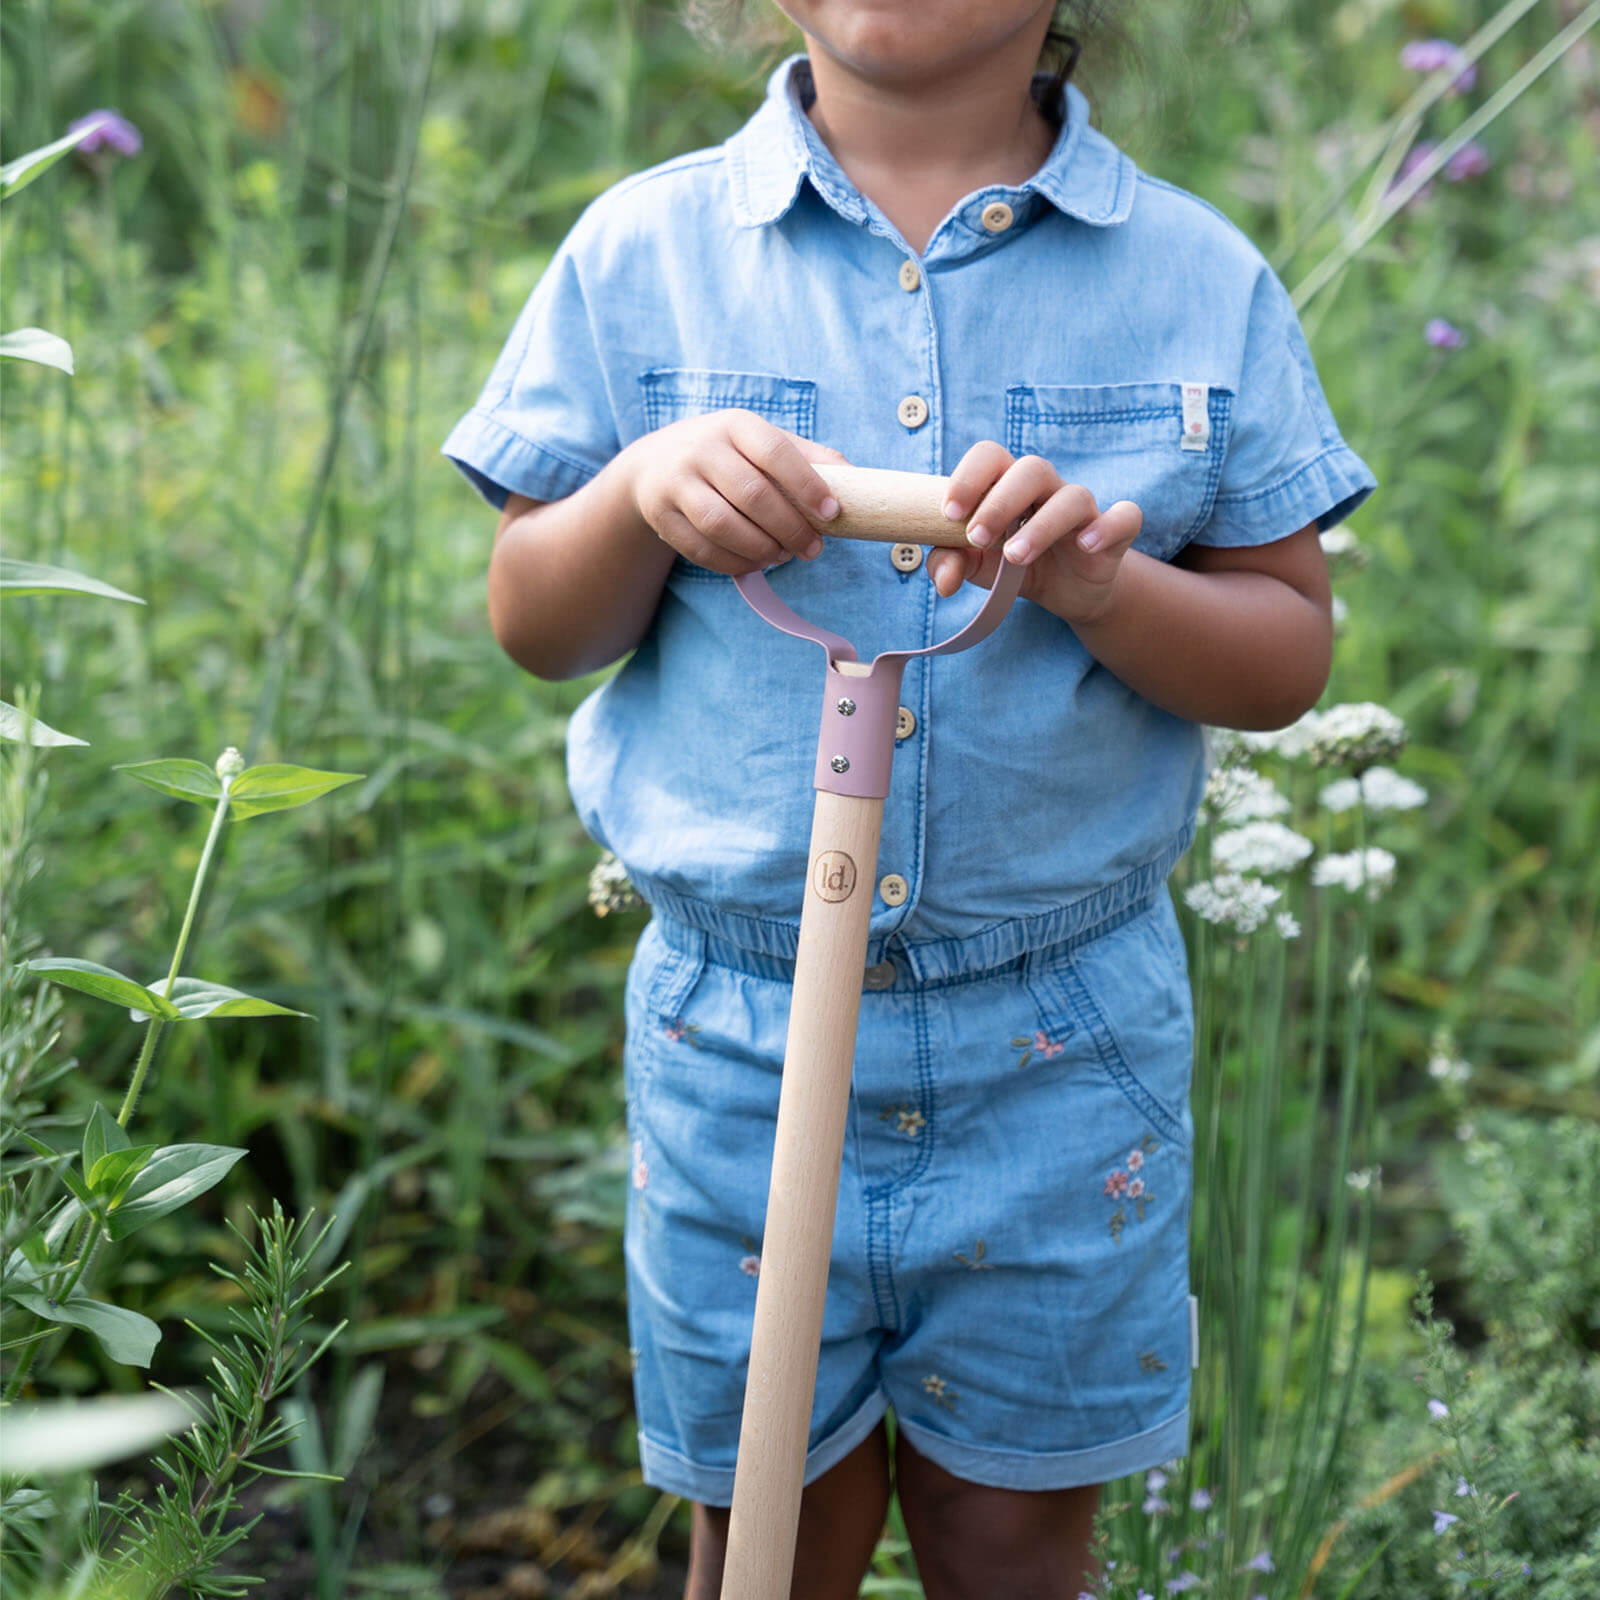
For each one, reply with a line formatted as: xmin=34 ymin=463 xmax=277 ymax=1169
xmin=128 ymin=977 xmax=309 ymax=1022
xmin=0 ymin=1392 xmax=193 ymax=1474
xmin=83 ymin=1104 xmax=131 ymax=1173
xmin=0 ymin=557 xmax=142 ymax=602
xmin=24 ymin=959 xmax=180 ymax=1020
xmin=0 ymin=122 xmax=108 ymax=199
xmin=0 ymin=700 xmax=88 ymax=747
xmin=105 ymin=1144 xmax=248 ymax=1239
xmin=0 ymin=328 xmax=73 ymax=373
xmin=87 ymin=1145 xmax=158 ymax=1198
xmin=226 ymin=763 xmax=364 ymax=818
xmin=112 ymin=758 xmax=222 ymax=807
xmin=6 ymin=1286 xmax=161 ymax=1367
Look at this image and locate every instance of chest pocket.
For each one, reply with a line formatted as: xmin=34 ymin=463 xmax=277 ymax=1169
xmin=1005 ymin=381 xmax=1234 ymax=561
xmin=638 ymin=367 xmax=820 ymax=584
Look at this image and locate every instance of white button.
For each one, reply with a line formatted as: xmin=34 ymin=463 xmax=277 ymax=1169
xmin=980 ymin=200 xmax=1014 ymax=232
xmin=897 ymin=394 xmax=929 ymax=429
xmin=890 ymin=543 xmax=923 ymax=573
xmin=878 ymin=874 xmax=909 ymax=906
xmin=898 ymin=258 xmax=920 ymax=292
xmin=863 ymin=961 xmax=896 ymax=990
xmin=895 ymin=706 xmax=916 ymax=740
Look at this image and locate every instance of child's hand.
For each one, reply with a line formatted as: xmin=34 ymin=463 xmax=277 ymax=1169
xmin=628 ymin=411 xmax=849 ymax=576
xmin=928 ymin=441 xmax=1143 ymax=623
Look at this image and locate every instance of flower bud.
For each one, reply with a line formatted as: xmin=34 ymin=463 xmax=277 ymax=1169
xmin=215 ymin=746 xmax=245 ymax=779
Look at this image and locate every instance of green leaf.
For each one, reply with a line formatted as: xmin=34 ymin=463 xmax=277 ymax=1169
xmin=0 ymin=700 xmax=88 ymax=747
xmin=0 ymin=122 xmax=109 ymax=199
xmin=0 ymin=557 xmax=142 ymax=602
xmin=23 ymin=959 xmax=181 ymax=1019
xmin=128 ymin=976 xmax=310 ymax=1022
xmin=83 ymin=1103 xmax=131 ymax=1172
xmin=111 ymin=758 xmax=222 ymax=807
xmin=104 ymin=1144 xmax=248 ymax=1240
xmin=225 ymin=763 xmax=364 ymax=818
xmin=0 ymin=1393 xmax=194 ymax=1474
xmin=6 ymin=1286 xmax=161 ymax=1368
xmin=87 ymin=1145 xmax=159 ymax=1199
xmin=0 ymin=328 xmax=73 ymax=373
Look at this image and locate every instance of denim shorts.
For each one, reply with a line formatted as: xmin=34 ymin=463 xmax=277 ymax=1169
xmin=620 ymin=886 xmax=1198 ymax=1504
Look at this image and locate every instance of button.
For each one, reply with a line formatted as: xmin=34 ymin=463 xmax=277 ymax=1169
xmin=878 ymin=873 xmax=909 ymax=906
xmin=863 ymin=961 xmax=896 ymax=990
xmin=898 ymin=259 xmax=920 ymax=292
xmin=980 ymin=200 xmax=1014 ymax=232
xmin=890 ymin=543 xmax=923 ymax=573
xmin=897 ymin=394 xmax=929 ymax=429
xmin=895 ymin=706 xmax=916 ymax=740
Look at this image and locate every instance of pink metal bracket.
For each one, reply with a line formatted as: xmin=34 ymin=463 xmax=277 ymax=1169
xmin=734 ymin=559 xmax=1026 ymax=799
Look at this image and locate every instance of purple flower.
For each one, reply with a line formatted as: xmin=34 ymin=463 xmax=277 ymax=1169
xmin=1166 ymin=1575 xmax=1202 ymax=1594
xmin=1146 ymin=1468 xmax=1169 ymax=1490
xmin=1433 ymin=1510 xmax=1461 ymax=1534
xmin=1391 ymin=140 xmax=1439 ymax=204
xmin=1445 ymin=140 xmax=1490 ymax=181
xmin=1428 ymin=1397 xmax=1451 ymax=1418
xmin=1399 ymin=38 xmax=1477 ymax=93
xmin=1190 ymin=1487 xmax=1214 ymax=1511
xmin=1143 ymin=1494 xmax=1171 ymax=1515
xmin=1456 ymin=1475 xmax=1473 ymax=1496
xmin=1425 ymin=319 xmax=1466 ymax=349
xmin=67 ymin=109 xmax=142 ymax=158
xmin=1245 ymin=1551 xmax=1276 ymax=1573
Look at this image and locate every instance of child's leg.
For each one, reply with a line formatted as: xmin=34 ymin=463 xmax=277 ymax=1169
xmin=683 ymin=1415 xmax=892 ymax=1600
xmin=894 ymin=1427 xmax=1102 ymax=1599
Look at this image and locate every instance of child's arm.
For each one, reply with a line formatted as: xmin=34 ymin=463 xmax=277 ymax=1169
xmin=487 ymin=414 xmax=845 ymax=682
xmin=932 ymin=445 xmax=1332 ymax=731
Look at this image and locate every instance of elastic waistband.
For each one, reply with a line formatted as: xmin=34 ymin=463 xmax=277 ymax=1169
xmin=653 ymin=886 xmax=1163 ymax=993
xmin=642 ymin=819 xmax=1193 ymax=983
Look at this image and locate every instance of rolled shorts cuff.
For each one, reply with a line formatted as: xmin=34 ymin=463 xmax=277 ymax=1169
xmin=636 ymin=1385 xmax=892 ymax=1508
xmin=894 ymin=1403 xmax=1190 ymax=1493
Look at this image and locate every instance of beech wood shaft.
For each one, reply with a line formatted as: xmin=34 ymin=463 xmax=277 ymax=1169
xmin=809 ymin=463 xmax=973 ymax=547
xmin=719 ymin=787 xmax=884 ymax=1600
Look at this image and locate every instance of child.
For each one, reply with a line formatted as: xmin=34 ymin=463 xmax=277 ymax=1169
xmin=441 ymin=3 xmax=1375 ymax=1594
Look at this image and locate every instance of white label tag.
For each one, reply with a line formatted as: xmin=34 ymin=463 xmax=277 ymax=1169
xmin=1181 ymin=382 xmax=1210 ymax=452
xmin=1189 ymin=1293 xmax=1200 ymax=1368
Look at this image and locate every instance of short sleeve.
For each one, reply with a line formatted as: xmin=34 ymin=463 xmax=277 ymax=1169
xmin=1190 ymin=264 xmax=1376 ymax=547
xmin=439 ymin=231 xmax=620 ymax=512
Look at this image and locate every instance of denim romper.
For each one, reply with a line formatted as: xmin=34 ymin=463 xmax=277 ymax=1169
xmin=442 ymin=52 xmax=1375 ymax=1501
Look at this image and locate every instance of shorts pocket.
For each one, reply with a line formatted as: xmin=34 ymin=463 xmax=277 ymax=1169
xmin=1022 ymin=899 xmax=1193 ymax=1146
xmin=1004 ymin=380 xmax=1234 ymax=562
xmin=638 ymin=929 xmax=712 ymax=1072
xmin=638 ymin=366 xmax=819 ymax=585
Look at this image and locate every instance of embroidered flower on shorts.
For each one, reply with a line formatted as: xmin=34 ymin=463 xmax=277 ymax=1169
xmin=878 ymin=1100 xmax=926 ymax=1137
xmin=921 ymin=1373 xmax=958 ymax=1411
xmin=631 ymin=1138 xmax=648 ymax=1191
xmin=739 ymin=1254 xmax=761 ymax=1277
xmin=953 ymin=1239 xmax=995 ymax=1269
xmin=663 ymin=1016 xmax=702 ymax=1047
xmin=1012 ymin=1028 xmax=1066 ymax=1068
xmin=1107 ymin=1133 xmax=1159 ymax=1243
xmin=1138 ymin=1348 xmax=1169 ymax=1373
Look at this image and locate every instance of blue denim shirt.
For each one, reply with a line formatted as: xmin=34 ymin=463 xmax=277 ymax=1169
xmin=441 ymin=52 xmax=1376 ymax=982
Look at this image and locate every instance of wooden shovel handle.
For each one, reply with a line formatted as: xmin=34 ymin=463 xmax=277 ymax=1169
xmin=808 ymin=463 xmax=974 ymax=548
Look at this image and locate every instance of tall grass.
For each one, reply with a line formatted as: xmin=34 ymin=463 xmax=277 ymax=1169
xmin=2 ymin=0 xmax=1596 ymax=1592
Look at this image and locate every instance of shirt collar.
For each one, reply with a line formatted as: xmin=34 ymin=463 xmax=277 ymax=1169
xmin=725 ymin=51 xmax=1136 ymax=234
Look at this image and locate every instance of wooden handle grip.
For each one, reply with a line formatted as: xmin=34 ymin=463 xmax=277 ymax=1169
xmin=808 ymin=464 xmax=972 ymax=548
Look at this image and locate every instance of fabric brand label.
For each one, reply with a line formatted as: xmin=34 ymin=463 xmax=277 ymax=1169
xmin=1189 ymin=1293 xmax=1200 ymax=1368
xmin=1181 ymin=382 xmax=1210 ymax=451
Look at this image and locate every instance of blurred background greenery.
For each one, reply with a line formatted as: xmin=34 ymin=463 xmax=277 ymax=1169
xmin=2 ymin=0 xmax=1596 ymax=1594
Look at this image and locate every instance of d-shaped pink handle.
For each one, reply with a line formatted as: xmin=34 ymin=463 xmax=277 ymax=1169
xmin=734 ymin=464 xmax=1026 ymax=799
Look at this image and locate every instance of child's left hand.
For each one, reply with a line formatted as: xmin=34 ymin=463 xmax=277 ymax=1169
xmin=928 ymin=441 xmax=1143 ymax=625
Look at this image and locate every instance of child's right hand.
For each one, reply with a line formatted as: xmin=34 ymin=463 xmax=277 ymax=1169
xmin=627 ymin=410 xmax=848 ymax=576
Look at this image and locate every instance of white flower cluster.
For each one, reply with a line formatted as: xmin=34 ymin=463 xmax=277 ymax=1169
xmin=1319 ymin=526 xmax=1370 ymax=575
xmin=1300 ymin=702 xmax=1409 ymax=770
xmin=1202 ymin=764 xmax=1291 ymax=825
xmin=1183 ymin=873 xmax=1282 ymax=934
xmin=1275 ymin=911 xmax=1301 ymax=940
xmin=588 ymin=849 xmax=645 ymax=917
xmin=1311 ymin=847 xmax=1397 ymax=900
xmin=1319 ymin=766 xmax=1428 ymax=814
xmin=1212 ymin=821 xmax=1314 ymax=877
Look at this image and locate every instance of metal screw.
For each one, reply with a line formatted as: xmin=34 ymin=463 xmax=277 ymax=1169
xmin=830 ymin=755 xmax=850 ymax=773
xmin=836 ymin=698 xmax=856 ymax=716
